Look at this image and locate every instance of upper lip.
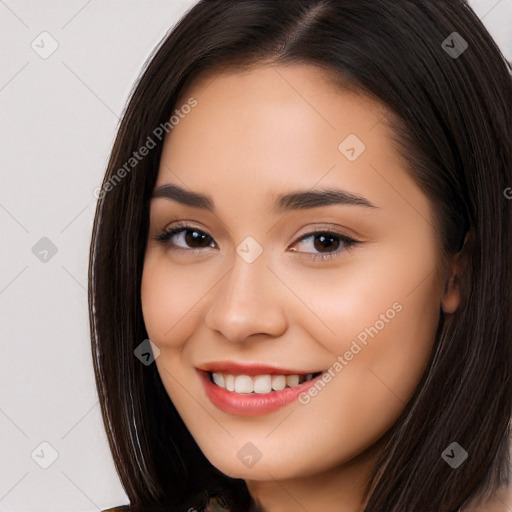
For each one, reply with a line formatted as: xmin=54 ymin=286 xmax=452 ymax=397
xmin=197 ymin=361 xmax=324 ymax=376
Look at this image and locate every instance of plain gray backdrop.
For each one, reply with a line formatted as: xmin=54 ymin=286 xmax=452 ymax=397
xmin=0 ymin=1 xmax=510 ymax=510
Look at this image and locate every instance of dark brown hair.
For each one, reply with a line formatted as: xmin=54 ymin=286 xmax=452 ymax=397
xmin=89 ymin=1 xmax=512 ymax=511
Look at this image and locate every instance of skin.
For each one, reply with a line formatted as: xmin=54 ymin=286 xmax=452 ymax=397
xmin=140 ymin=63 xmax=462 ymax=512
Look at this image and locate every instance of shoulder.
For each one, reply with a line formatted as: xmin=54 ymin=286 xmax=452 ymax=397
xmin=463 ymin=480 xmax=512 ymax=511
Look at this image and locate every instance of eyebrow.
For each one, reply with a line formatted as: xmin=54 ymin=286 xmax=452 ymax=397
xmin=151 ymin=183 xmax=378 ymax=212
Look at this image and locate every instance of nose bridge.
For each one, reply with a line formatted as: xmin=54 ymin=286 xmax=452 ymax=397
xmin=205 ymin=247 xmax=287 ymax=342
xmin=226 ymin=253 xmax=264 ymax=305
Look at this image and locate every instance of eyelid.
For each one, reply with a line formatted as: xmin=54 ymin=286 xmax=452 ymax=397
xmin=154 ymin=222 xmax=361 ymax=260
xmin=288 ymin=229 xmax=360 ymax=261
xmin=291 ymin=228 xmax=357 ymax=245
xmin=292 ymin=222 xmax=363 ymax=241
xmin=154 ymin=221 xmax=217 ymax=249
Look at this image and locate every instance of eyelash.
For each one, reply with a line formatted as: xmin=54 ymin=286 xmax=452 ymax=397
xmin=153 ymin=222 xmax=360 ymax=262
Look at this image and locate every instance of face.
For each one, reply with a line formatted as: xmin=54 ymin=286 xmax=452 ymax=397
xmin=141 ymin=63 xmax=460 ymax=483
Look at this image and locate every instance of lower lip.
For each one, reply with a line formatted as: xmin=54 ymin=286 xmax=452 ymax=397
xmin=198 ymin=370 xmax=323 ymax=416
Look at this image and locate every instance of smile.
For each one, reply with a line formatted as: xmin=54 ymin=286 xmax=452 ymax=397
xmin=208 ymin=371 xmax=321 ymax=394
xmin=197 ymin=363 xmax=326 ymax=415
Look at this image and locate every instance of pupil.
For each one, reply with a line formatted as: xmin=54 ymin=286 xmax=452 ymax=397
xmin=314 ymin=233 xmax=339 ymax=252
xmin=185 ymin=230 xmax=210 ymax=248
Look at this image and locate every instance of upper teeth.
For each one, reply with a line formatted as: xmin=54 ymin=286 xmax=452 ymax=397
xmin=211 ymin=373 xmax=315 ymax=394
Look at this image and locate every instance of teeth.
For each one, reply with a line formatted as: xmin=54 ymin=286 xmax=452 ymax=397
xmin=225 ymin=374 xmax=235 ymax=392
xmin=212 ymin=372 xmax=225 ymax=388
xmin=271 ymin=375 xmax=286 ymax=391
xmin=254 ymin=375 xmax=271 ymax=394
xmin=234 ymin=375 xmax=253 ymax=394
xmin=210 ymin=372 xmax=319 ymax=394
xmin=286 ymin=375 xmax=299 ymax=387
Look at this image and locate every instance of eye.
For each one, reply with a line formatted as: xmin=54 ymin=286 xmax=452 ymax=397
xmin=154 ymin=223 xmax=216 ymax=250
xmin=154 ymin=224 xmax=359 ymax=261
xmin=290 ymin=230 xmax=359 ymax=261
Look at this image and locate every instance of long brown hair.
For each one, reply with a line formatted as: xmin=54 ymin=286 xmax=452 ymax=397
xmin=89 ymin=1 xmax=512 ymax=510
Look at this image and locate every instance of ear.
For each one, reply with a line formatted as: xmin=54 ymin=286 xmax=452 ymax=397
xmin=441 ymin=252 xmax=463 ymax=314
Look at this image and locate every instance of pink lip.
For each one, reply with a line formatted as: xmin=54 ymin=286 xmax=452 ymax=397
xmin=197 ymin=369 xmax=324 ymax=416
xmin=198 ymin=360 xmax=321 ymax=376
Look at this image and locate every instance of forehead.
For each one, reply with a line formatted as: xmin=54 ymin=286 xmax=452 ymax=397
xmin=179 ymin=62 xmax=384 ymax=126
xmin=155 ymin=63 xmax=431 ymax=229
xmin=160 ymin=63 xmax=392 ymax=180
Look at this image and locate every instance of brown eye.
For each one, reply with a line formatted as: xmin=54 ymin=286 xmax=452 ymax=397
xmin=154 ymin=226 xmax=216 ymax=250
xmin=312 ymin=233 xmax=341 ymax=252
xmin=182 ymin=229 xmax=213 ymax=248
xmin=294 ymin=231 xmax=354 ymax=254
xmin=290 ymin=230 xmax=359 ymax=261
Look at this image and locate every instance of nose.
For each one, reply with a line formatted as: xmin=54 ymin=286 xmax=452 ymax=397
xmin=204 ymin=252 xmax=288 ymax=343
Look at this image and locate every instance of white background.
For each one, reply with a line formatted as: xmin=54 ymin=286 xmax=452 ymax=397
xmin=0 ymin=1 xmax=510 ymax=510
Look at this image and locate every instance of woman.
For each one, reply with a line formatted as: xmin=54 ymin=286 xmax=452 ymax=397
xmin=89 ymin=1 xmax=512 ymax=511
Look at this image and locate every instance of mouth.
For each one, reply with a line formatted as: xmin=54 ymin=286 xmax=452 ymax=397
xmin=206 ymin=371 xmax=323 ymax=394
xmin=197 ymin=364 xmax=327 ymax=416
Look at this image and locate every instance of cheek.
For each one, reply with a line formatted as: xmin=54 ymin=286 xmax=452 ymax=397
xmin=285 ymin=241 xmax=442 ymax=400
xmin=276 ymin=264 xmax=441 ymax=473
xmin=283 ymin=241 xmax=439 ymax=339
xmin=140 ymin=256 xmax=205 ymax=347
